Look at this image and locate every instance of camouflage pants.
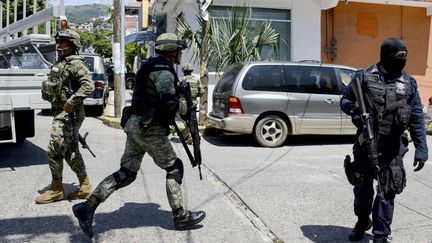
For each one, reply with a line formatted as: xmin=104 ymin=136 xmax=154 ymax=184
xmin=91 ymin=115 xmax=183 ymax=210
xmin=48 ymin=106 xmax=87 ymax=180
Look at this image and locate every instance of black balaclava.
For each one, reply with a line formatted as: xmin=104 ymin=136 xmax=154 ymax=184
xmin=379 ymin=37 xmax=407 ymax=79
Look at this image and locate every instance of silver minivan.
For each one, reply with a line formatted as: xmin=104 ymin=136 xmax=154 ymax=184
xmin=82 ymin=53 xmax=109 ymax=115
xmin=207 ymin=61 xmax=358 ymax=147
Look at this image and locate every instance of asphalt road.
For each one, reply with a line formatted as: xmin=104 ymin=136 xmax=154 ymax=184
xmin=0 ymin=111 xmax=431 ymax=243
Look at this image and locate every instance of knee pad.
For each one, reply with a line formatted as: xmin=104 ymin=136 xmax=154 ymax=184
xmin=113 ymin=166 xmax=137 ymax=190
xmin=165 ymin=158 xmax=184 ymax=184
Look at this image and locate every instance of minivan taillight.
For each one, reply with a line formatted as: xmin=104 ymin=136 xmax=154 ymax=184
xmin=228 ymin=96 xmax=243 ymax=114
xmin=94 ymin=80 xmax=105 ymax=90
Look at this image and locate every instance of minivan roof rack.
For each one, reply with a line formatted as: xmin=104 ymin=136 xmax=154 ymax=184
xmin=298 ymin=60 xmax=322 ymax=64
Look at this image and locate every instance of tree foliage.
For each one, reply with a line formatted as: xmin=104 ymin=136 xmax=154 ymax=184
xmin=177 ymin=6 xmax=280 ymax=72
xmin=78 ymin=29 xmax=112 ymax=58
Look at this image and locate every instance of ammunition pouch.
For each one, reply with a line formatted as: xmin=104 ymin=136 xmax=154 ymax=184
xmin=42 ymin=79 xmax=62 ymax=102
xmin=378 ymin=156 xmax=406 ymax=195
xmin=379 ymin=105 xmax=411 ymax=136
xmin=394 ymin=106 xmax=411 ymax=129
xmin=344 ymin=155 xmax=365 ymax=187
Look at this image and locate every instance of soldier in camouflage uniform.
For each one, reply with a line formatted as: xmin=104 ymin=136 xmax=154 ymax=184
xmin=177 ymin=64 xmax=203 ymax=144
xmin=179 ymin=63 xmax=203 ymax=106
xmin=72 ymin=33 xmax=206 ymax=238
xmin=36 ymin=29 xmax=95 ymax=204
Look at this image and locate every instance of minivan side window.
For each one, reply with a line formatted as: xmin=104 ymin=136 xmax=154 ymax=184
xmin=214 ymin=64 xmax=243 ymax=93
xmin=242 ymin=65 xmax=285 ymax=92
xmin=284 ymin=65 xmax=339 ymax=95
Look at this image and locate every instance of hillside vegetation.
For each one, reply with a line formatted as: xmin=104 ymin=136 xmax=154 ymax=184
xmin=65 ymin=4 xmax=110 ymax=24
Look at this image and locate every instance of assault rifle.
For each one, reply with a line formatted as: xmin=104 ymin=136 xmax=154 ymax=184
xmin=66 ymin=80 xmax=96 ymax=158
xmin=175 ymin=82 xmax=202 ymax=180
xmin=351 ymin=77 xmax=381 ymax=196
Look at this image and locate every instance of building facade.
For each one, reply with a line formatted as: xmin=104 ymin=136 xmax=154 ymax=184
xmin=153 ymin=0 xmax=432 ymax=107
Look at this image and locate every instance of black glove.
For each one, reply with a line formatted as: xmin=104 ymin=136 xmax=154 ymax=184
xmin=413 ymin=159 xmax=426 ymax=172
xmin=350 ymin=107 xmax=363 ymax=128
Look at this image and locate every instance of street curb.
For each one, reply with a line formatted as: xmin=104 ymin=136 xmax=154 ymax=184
xmin=102 ymin=115 xmax=122 ymax=129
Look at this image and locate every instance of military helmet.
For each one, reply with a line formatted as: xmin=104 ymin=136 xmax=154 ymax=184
xmin=182 ymin=63 xmax=194 ymax=72
xmin=155 ymin=33 xmax=187 ymax=52
xmin=54 ymin=29 xmax=81 ymax=50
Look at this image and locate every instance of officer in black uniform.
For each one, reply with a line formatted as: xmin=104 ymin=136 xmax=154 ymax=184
xmin=341 ymin=37 xmax=428 ymax=243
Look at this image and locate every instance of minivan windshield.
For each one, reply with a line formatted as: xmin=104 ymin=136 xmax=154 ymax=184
xmin=214 ymin=63 xmax=243 ymax=93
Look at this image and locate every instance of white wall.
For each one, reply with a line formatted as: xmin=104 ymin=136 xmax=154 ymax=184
xmin=291 ymin=0 xmax=322 ymax=61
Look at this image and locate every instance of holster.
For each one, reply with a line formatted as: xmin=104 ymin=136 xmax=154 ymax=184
xmin=344 ymin=155 xmax=365 ymax=187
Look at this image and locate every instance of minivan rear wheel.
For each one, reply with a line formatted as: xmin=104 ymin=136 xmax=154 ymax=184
xmin=254 ymin=115 xmax=288 ymax=147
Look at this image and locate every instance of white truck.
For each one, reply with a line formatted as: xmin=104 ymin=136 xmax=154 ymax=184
xmin=0 ymin=1 xmax=64 ymax=143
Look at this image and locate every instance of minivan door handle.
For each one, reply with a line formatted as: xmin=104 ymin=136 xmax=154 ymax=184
xmin=325 ymin=98 xmax=334 ymax=104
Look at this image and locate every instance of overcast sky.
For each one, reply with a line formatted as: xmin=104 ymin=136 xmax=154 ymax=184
xmin=49 ymin=0 xmax=135 ymax=6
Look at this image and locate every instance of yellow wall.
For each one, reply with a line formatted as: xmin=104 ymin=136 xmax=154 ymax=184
xmin=321 ymin=2 xmax=432 ymax=106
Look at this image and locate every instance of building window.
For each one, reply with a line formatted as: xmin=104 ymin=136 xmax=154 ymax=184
xmin=210 ymin=6 xmax=291 ymax=61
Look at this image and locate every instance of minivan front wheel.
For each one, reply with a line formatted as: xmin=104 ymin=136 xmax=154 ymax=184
xmin=254 ymin=115 xmax=288 ymax=147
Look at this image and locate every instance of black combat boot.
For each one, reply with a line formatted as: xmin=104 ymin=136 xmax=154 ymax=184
xmin=373 ymin=235 xmax=389 ymax=243
xmin=173 ymin=209 xmax=206 ymax=230
xmin=348 ymin=217 xmax=372 ymax=241
xmin=72 ymin=202 xmax=97 ymax=238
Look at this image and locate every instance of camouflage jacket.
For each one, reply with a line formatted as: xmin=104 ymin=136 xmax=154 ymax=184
xmin=42 ymin=55 xmax=94 ymax=110
xmin=179 ymin=75 xmax=203 ymax=100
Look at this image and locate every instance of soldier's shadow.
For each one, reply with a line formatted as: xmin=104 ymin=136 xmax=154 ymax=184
xmin=70 ymin=202 xmax=177 ymax=242
xmin=301 ymin=225 xmax=372 ymax=243
xmin=94 ymin=202 xmax=174 ymax=232
xmin=37 ymin=182 xmax=82 ymax=198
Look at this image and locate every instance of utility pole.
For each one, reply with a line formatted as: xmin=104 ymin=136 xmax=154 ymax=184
xmin=113 ymin=0 xmax=122 ymax=117
xmin=120 ymin=0 xmax=126 ymax=109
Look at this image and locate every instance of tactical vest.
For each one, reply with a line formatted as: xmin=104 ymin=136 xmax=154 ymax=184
xmin=131 ymin=56 xmax=179 ymax=123
xmin=42 ymin=55 xmax=87 ymax=106
xmin=362 ymin=65 xmax=412 ymax=138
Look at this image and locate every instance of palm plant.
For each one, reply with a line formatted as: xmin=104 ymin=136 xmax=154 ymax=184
xmin=177 ymin=6 xmax=281 ymax=72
